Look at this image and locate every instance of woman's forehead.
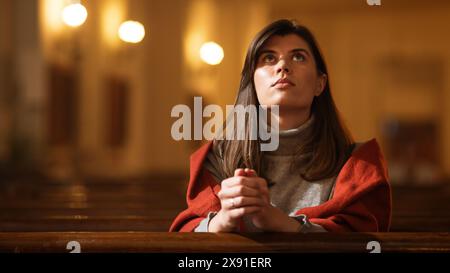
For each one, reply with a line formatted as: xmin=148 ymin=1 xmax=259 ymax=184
xmin=260 ymin=34 xmax=310 ymax=52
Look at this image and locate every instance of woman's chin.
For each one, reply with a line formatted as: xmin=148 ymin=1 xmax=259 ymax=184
xmin=263 ymin=95 xmax=299 ymax=107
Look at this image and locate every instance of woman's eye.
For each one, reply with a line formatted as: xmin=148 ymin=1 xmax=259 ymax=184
xmin=293 ymin=53 xmax=305 ymax=62
xmin=262 ymin=54 xmax=276 ymax=63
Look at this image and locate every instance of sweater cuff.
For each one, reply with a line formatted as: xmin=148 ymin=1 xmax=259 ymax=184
xmin=292 ymin=214 xmax=327 ymax=233
xmin=194 ymin=211 xmax=218 ymax=232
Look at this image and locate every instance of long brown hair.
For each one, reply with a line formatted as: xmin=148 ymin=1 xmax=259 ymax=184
xmin=213 ymin=19 xmax=354 ymax=181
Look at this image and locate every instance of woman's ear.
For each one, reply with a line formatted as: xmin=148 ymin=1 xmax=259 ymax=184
xmin=315 ymin=73 xmax=327 ymax=96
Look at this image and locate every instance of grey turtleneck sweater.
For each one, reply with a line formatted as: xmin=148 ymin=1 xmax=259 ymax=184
xmin=195 ymin=115 xmax=331 ymax=232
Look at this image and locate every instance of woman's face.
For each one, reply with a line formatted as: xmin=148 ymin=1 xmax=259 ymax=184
xmin=253 ymin=34 xmax=327 ymax=112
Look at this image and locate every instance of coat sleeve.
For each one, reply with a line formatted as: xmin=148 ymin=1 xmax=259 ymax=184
xmin=309 ymin=179 xmax=391 ymax=232
xmin=169 ymin=168 xmax=221 ymax=232
xmin=299 ymin=139 xmax=392 ymax=232
xmin=169 ymin=209 xmax=206 ymax=232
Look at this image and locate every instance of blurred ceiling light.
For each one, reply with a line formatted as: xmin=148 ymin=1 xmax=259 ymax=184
xmin=118 ymin=21 xmax=146 ymax=44
xmin=200 ymin=42 xmax=224 ymax=65
xmin=62 ymin=3 xmax=88 ymax=27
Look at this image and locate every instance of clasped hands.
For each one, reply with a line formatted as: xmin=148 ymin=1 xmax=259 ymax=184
xmin=208 ymin=168 xmax=301 ymax=232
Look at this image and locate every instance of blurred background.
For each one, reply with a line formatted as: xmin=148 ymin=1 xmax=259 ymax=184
xmin=0 ymin=0 xmax=449 ymax=232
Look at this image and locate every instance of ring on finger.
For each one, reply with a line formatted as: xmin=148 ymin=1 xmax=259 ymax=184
xmin=230 ymin=198 xmax=236 ymax=208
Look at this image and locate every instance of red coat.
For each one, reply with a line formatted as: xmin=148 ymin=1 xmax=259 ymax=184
xmin=169 ymin=139 xmax=392 ymax=232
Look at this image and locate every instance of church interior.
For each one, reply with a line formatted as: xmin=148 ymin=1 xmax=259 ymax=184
xmin=0 ymin=0 xmax=449 ymax=252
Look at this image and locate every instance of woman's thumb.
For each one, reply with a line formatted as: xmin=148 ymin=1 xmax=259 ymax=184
xmin=234 ymin=168 xmax=246 ymax=177
xmin=245 ymin=168 xmax=257 ymax=177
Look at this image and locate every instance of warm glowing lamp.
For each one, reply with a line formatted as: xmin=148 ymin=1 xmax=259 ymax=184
xmin=62 ymin=3 xmax=88 ymax=27
xmin=200 ymin=42 xmax=224 ymax=65
xmin=118 ymin=21 xmax=146 ymax=44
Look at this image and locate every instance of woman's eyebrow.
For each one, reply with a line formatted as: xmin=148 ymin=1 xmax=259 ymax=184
xmin=291 ymin=48 xmax=310 ymax=56
xmin=258 ymin=48 xmax=310 ymax=56
xmin=258 ymin=49 xmax=276 ymax=55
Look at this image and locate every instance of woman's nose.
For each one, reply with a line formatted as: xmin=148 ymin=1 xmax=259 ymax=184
xmin=276 ymin=59 xmax=291 ymax=74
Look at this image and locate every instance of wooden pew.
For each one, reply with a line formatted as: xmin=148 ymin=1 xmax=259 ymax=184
xmin=390 ymin=185 xmax=450 ymax=231
xmin=0 ymin=175 xmax=186 ymax=232
xmin=1 ymin=174 xmax=449 ymax=233
xmin=0 ymin=232 xmax=448 ymax=253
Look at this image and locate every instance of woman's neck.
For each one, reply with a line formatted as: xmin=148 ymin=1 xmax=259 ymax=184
xmin=273 ymin=108 xmax=311 ymax=131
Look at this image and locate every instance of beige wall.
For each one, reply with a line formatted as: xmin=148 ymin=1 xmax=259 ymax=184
xmin=2 ymin=0 xmax=449 ymax=179
xmin=271 ymin=0 xmax=450 ymax=176
xmin=0 ymin=0 xmax=46 ymax=165
xmin=37 ymin=0 xmax=188 ymax=177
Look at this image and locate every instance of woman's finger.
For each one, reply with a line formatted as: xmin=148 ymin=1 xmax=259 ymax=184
xmin=222 ymin=176 xmax=266 ymax=191
xmin=222 ymin=196 xmax=265 ymax=210
xmin=245 ymin=168 xmax=257 ymax=177
xmin=228 ymin=206 xmax=262 ymax=219
xmin=218 ymin=185 xmax=260 ymax=199
xmin=234 ymin=168 xmax=246 ymax=177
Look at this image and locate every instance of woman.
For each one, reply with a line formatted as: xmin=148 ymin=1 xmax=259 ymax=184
xmin=169 ymin=19 xmax=391 ymax=232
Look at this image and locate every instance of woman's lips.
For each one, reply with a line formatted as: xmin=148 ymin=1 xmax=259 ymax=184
xmin=272 ymin=78 xmax=295 ymax=89
xmin=274 ymin=82 xmax=293 ymax=89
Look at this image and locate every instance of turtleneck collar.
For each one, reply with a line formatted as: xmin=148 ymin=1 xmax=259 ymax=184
xmin=265 ymin=114 xmax=315 ymax=156
xmin=278 ymin=114 xmax=315 ymax=137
